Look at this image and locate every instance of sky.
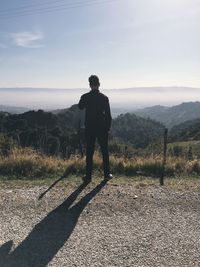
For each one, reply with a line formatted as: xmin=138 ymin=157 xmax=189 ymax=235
xmin=0 ymin=0 xmax=200 ymax=89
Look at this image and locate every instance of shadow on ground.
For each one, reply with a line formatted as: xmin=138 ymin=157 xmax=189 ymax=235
xmin=0 ymin=179 xmax=107 ymax=267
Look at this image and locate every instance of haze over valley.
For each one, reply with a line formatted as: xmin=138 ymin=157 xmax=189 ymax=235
xmin=1 ymin=86 xmax=200 ymax=112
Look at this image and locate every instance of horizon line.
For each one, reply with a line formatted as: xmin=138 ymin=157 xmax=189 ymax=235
xmin=0 ymin=85 xmax=200 ymax=90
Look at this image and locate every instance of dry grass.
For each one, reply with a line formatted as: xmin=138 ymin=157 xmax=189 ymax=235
xmin=0 ymin=147 xmax=66 ymax=179
xmin=0 ymin=147 xmax=199 ymax=180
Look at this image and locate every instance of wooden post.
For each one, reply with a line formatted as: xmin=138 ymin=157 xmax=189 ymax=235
xmin=163 ymin=128 xmax=168 ymax=165
xmin=160 ymin=128 xmax=168 ymax=186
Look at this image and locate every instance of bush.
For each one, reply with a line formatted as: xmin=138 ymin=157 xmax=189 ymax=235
xmin=186 ymin=160 xmax=200 ymax=175
xmin=0 ymin=133 xmax=17 ymax=156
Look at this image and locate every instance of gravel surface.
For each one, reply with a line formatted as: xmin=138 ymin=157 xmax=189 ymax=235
xmin=0 ymin=179 xmax=200 ymax=267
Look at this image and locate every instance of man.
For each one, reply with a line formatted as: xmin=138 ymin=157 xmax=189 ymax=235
xmin=78 ymin=75 xmax=112 ymax=182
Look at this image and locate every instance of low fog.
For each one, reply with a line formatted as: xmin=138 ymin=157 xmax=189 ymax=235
xmin=0 ymin=87 xmax=200 ymax=110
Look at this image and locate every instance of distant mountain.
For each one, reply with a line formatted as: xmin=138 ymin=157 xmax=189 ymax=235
xmin=0 ymin=105 xmax=30 ymax=114
xmin=169 ymin=118 xmax=200 ymax=142
xmin=134 ymin=102 xmax=200 ymax=128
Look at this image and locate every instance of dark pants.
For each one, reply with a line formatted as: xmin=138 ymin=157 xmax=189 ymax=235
xmin=85 ymin=128 xmax=110 ymax=178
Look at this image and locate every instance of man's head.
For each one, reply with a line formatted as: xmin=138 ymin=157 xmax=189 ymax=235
xmin=89 ymin=75 xmax=100 ymax=90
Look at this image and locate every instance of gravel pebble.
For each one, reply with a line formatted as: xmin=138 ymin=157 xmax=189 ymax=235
xmin=0 ymin=181 xmax=200 ymax=267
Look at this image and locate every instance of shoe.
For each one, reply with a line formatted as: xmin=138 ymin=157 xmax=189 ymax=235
xmin=104 ymin=174 xmax=113 ymax=181
xmin=82 ymin=176 xmax=91 ymax=183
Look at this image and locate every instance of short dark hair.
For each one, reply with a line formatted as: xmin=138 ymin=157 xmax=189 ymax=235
xmin=88 ymin=75 xmax=100 ymax=86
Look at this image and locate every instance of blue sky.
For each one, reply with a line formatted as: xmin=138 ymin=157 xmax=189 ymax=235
xmin=0 ymin=0 xmax=200 ymax=89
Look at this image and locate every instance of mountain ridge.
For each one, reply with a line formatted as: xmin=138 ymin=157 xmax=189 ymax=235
xmin=1 ymin=101 xmax=200 ymax=127
xmin=134 ymin=101 xmax=200 ymax=128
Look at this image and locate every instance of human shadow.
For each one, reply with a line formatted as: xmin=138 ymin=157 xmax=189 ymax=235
xmin=0 ymin=180 xmax=107 ymax=267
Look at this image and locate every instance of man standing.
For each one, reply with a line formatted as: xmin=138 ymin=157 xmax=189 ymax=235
xmin=78 ymin=75 xmax=112 ymax=182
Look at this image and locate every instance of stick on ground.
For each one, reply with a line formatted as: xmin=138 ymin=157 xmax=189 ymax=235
xmin=38 ymin=175 xmax=65 ymax=200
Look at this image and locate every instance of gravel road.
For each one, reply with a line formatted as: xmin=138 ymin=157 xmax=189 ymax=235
xmin=0 ymin=179 xmax=200 ymax=267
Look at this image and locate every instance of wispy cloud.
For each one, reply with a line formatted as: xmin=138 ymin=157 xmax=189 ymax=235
xmin=11 ymin=31 xmax=44 ymax=48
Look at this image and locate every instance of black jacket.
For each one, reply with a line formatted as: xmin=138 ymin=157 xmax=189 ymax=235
xmin=78 ymin=89 xmax=112 ymax=131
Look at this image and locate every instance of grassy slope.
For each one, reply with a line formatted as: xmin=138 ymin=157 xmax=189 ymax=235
xmin=168 ymin=140 xmax=200 ymax=157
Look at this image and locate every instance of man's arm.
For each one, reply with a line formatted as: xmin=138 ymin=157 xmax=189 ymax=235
xmin=78 ymin=95 xmax=86 ymax=110
xmin=105 ymin=97 xmax=112 ymax=131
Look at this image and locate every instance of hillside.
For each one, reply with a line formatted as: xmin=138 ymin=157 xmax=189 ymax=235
xmin=134 ymin=102 xmax=200 ymax=128
xmin=0 ymin=106 xmax=85 ymax=157
xmin=169 ymin=118 xmax=200 ymax=142
xmin=0 ymin=105 xmax=165 ymax=156
xmin=1 ymin=102 xmax=200 ymax=154
xmin=53 ymin=106 xmax=132 ymax=118
xmin=111 ymin=113 xmax=165 ymax=148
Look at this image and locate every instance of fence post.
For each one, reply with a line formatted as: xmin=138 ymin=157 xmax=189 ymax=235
xmin=160 ymin=128 xmax=168 ymax=186
xmin=77 ymin=120 xmax=84 ymax=158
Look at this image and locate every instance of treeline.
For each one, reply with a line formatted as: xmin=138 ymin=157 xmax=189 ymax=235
xmin=0 ymin=107 xmax=82 ymax=157
xmin=111 ymin=113 xmax=164 ymax=148
xmin=169 ymin=118 xmax=200 ymax=142
xmin=0 ymin=105 xmax=167 ymax=158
